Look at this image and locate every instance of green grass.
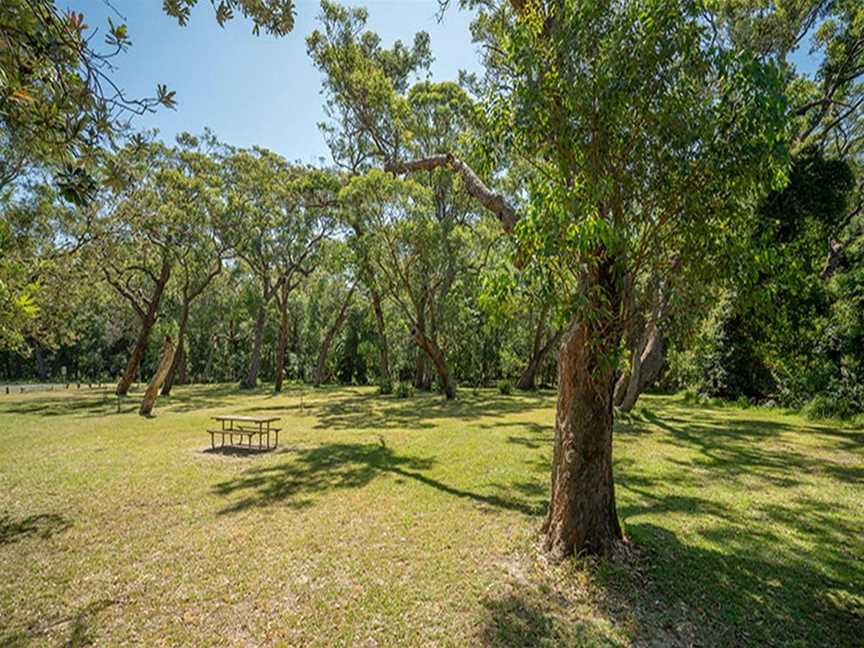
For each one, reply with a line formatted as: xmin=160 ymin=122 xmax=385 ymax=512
xmin=0 ymin=385 xmax=861 ymax=647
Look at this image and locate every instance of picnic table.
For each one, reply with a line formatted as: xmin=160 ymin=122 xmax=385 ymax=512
xmin=208 ymin=415 xmax=281 ymax=451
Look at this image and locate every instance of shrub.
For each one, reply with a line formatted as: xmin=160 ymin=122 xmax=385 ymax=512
xmin=378 ymin=378 xmax=393 ymax=395
xmin=394 ymin=381 xmax=415 ymax=399
xmin=735 ymin=394 xmax=750 ymax=409
xmin=497 ymin=379 xmax=513 ymax=395
xmin=803 ymin=394 xmax=855 ymax=420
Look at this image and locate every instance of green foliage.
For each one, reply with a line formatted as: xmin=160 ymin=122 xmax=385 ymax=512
xmin=377 ymin=377 xmax=393 ymax=395
xmin=394 ymin=381 xmax=415 ymax=399
xmin=496 ymin=378 xmax=512 ymax=395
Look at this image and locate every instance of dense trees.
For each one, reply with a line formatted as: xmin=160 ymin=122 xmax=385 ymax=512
xmin=3 ymin=0 xmax=863 ymax=562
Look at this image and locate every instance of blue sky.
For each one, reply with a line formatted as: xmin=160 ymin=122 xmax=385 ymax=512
xmin=71 ymin=1 xmax=481 ymax=164
xmin=72 ymin=1 xmax=820 ymax=165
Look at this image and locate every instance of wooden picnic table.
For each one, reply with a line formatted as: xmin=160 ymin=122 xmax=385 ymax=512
xmin=208 ymin=415 xmax=281 ymax=450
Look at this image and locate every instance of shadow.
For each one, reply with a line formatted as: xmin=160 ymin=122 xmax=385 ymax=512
xmin=201 ymin=445 xmax=276 ymax=458
xmin=479 ymin=587 xmax=622 ymax=648
xmin=0 ymin=383 xmax=263 ymax=418
xmin=310 ymin=390 xmax=555 ymax=432
xmin=622 ymin=523 xmax=864 ymax=647
xmin=212 ymin=440 xmax=545 ymax=516
xmin=0 ymin=513 xmax=70 ymax=546
xmin=0 ymin=598 xmax=117 ymax=647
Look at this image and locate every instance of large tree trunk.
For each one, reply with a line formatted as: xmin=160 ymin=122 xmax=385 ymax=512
xmin=161 ymin=303 xmax=190 ymax=397
xmin=413 ymin=328 xmax=455 ymax=400
xmin=274 ymin=301 xmax=290 ymax=393
xmin=619 ymin=325 xmax=666 ymax=412
xmin=139 ymin=336 xmax=176 ymax=417
xmin=313 ymin=286 xmax=355 ymax=387
xmin=370 ymin=287 xmax=390 ymax=381
xmin=116 ymin=259 xmax=172 ymax=396
xmin=241 ymin=303 xmax=267 ymax=389
xmin=542 ymin=262 xmax=624 ymax=559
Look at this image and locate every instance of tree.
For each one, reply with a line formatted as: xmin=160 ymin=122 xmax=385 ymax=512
xmin=221 ymin=149 xmax=336 ymax=389
xmin=386 ymin=0 xmax=788 ymax=556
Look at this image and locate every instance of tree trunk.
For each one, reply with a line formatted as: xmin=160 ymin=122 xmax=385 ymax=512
xmin=34 ymin=346 xmax=48 ymax=381
xmin=161 ymin=303 xmax=190 ymax=397
xmin=139 ymin=336 xmax=176 ymax=417
xmin=542 ymin=262 xmax=624 ymax=559
xmin=314 ymin=286 xmax=355 ymax=387
xmin=274 ymin=301 xmax=290 ymax=393
xmin=241 ymin=302 xmax=267 ymax=389
xmin=619 ymin=325 xmax=666 ymax=412
xmin=370 ymin=287 xmax=390 ymax=381
xmin=517 ymin=324 xmax=563 ymax=391
xmin=413 ymin=327 xmax=455 ymax=400
xmin=116 ymin=259 xmax=172 ymax=396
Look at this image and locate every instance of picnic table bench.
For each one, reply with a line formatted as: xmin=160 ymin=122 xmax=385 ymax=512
xmin=208 ymin=415 xmax=281 ymax=450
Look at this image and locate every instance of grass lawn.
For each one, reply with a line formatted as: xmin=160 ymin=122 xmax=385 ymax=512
xmin=0 ymin=385 xmax=861 ymax=647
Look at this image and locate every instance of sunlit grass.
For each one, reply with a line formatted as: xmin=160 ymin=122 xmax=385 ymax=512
xmin=0 ymin=385 xmax=861 ymax=646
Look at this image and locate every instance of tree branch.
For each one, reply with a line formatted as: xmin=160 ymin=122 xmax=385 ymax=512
xmin=385 ymin=154 xmax=520 ymax=233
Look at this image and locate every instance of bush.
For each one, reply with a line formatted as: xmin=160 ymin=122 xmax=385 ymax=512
xmin=803 ymin=394 xmax=856 ymax=420
xmin=394 ymin=381 xmax=415 ymax=399
xmin=377 ymin=378 xmax=393 ymax=395
xmin=497 ymin=379 xmax=513 ymax=395
xmin=735 ymin=394 xmax=750 ymax=409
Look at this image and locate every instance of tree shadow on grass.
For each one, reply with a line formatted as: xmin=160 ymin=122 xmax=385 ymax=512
xmin=0 ymin=598 xmax=117 ymax=648
xmin=0 ymin=513 xmax=70 ymax=546
xmin=310 ymin=390 xmax=554 ymax=432
xmin=212 ymin=440 xmax=546 ymax=516
xmin=0 ymin=383 xmax=258 ymax=419
xmin=641 ymin=412 xmax=864 ymax=487
xmin=617 ymin=523 xmax=864 ymax=647
xmin=479 ymin=587 xmax=624 ymax=648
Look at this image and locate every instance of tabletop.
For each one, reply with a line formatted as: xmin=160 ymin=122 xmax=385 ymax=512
xmin=212 ymin=415 xmax=280 ymax=423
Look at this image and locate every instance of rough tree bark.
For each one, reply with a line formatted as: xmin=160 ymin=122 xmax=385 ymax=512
xmin=313 ymin=285 xmax=356 ymax=387
xmin=139 ymin=336 xmax=176 ymax=417
xmin=542 ymin=261 xmax=624 ymax=559
xmin=113 ymin=258 xmax=172 ymax=396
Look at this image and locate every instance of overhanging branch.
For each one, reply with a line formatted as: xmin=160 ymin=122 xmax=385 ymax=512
xmin=385 ymin=154 xmax=520 ymax=233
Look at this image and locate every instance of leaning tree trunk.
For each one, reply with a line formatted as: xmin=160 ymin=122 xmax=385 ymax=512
xmin=274 ymin=302 xmax=290 ymax=393
xmin=116 ymin=260 xmax=171 ymax=396
xmin=161 ymin=303 xmax=190 ymax=397
xmin=413 ymin=328 xmax=456 ymax=400
xmin=619 ymin=325 xmax=666 ymax=412
xmin=542 ymin=262 xmax=624 ymax=559
xmin=139 ymin=336 xmax=176 ymax=417
xmin=241 ymin=303 xmax=267 ymax=389
xmin=518 ymin=322 xmax=563 ymax=391
xmin=313 ymin=286 xmax=355 ymax=387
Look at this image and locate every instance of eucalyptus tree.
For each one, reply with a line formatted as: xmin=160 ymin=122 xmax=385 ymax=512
xmin=159 ymin=135 xmax=229 ymax=396
xmin=382 ymin=0 xmax=789 ymax=556
xmin=95 ymin=140 xmax=178 ymax=396
xmin=310 ymin=7 xmax=490 ymax=398
xmin=221 ymin=148 xmax=337 ymax=390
